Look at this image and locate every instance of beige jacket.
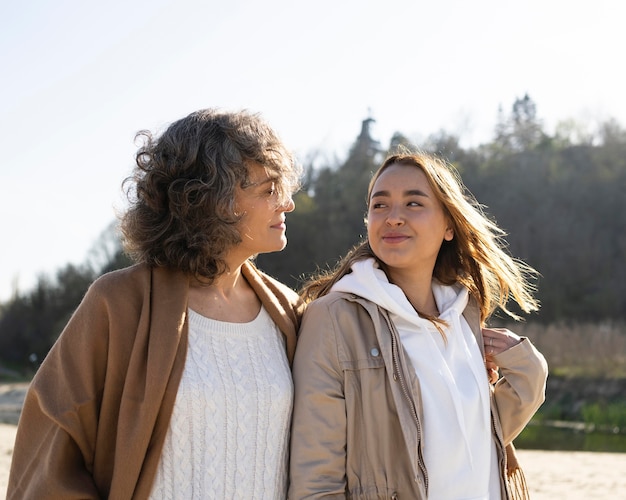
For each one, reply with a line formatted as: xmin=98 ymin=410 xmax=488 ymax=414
xmin=289 ymin=291 xmax=548 ymax=499
xmin=8 ymin=261 xmax=304 ymax=499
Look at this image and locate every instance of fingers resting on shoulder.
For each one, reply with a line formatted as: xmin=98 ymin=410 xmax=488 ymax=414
xmin=482 ymin=327 xmax=521 ymax=357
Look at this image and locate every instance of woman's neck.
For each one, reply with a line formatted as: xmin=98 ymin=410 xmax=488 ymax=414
xmin=387 ymin=268 xmax=438 ymax=316
xmin=188 ymin=266 xmax=261 ymax=322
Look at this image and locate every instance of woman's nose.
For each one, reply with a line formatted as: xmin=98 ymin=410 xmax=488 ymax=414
xmin=386 ymin=206 xmax=404 ymax=225
xmin=280 ymin=196 xmax=295 ymax=213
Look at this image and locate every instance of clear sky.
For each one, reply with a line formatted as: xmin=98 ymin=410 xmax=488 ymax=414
xmin=1 ymin=0 xmax=624 ymax=302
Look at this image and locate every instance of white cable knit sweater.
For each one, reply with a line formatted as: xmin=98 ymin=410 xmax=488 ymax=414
xmin=149 ymin=306 xmax=293 ymax=499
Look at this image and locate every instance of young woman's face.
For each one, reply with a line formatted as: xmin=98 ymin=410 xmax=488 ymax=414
xmin=367 ymin=163 xmax=453 ymax=276
xmin=232 ymin=163 xmax=295 ymax=259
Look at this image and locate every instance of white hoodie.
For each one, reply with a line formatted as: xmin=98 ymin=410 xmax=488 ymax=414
xmin=332 ymin=258 xmax=500 ymax=500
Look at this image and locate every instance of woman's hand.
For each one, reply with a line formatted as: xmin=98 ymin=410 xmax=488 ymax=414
xmin=485 ymin=357 xmax=500 ymax=384
xmin=482 ymin=327 xmax=522 ymax=357
xmin=483 ymin=327 xmax=521 ymax=383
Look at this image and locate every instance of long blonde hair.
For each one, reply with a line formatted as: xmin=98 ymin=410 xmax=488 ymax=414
xmin=301 ymin=151 xmax=539 ymax=325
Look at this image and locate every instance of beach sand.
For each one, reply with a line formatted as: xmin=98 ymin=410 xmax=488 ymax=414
xmin=1 ymin=383 xmax=625 ymax=499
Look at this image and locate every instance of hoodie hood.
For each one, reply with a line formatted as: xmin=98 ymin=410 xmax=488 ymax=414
xmin=331 ymin=258 xmax=469 ymax=327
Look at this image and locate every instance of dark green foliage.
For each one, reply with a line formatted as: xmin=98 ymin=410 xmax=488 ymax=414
xmin=463 ymin=142 xmax=626 ymax=322
xmin=0 ymin=226 xmax=128 ymax=375
xmin=0 ymin=264 xmax=96 ymax=371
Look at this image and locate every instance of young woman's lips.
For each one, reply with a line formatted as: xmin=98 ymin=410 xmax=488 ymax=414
xmin=271 ymin=221 xmax=286 ymax=230
xmin=382 ymin=234 xmax=409 ymax=243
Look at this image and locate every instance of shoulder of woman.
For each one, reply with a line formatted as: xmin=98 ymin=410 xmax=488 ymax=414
xmin=90 ymin=262 xmax=149 ymax=291
xmin=304 ymin=291 xmax=375 ymax=318
xmin=85 ymin=263 xmax=176 ymax=314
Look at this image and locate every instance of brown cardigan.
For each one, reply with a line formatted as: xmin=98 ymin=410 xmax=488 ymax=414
xmin=8 ymin=261 xmax=304 ymax=499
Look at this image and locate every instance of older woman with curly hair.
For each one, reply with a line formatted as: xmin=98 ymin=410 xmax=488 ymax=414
xmin=8 ymin=108 xmax=304 ymax=499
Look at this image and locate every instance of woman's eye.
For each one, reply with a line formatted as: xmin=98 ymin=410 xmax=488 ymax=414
xmin=408 ymin=201 xmax=422 ymax=207
xmin=371 ymin=202 xmax=386 ymax=209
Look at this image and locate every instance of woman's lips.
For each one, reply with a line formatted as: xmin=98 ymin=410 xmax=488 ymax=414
xmin=382 ymin=233 xmax=409 ymax=243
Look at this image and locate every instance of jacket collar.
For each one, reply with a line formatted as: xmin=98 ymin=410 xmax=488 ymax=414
xmin=330 ymin=290 xmax=482 ymax=344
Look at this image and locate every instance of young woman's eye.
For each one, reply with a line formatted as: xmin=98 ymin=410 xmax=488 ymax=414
xmin=371 ymin=202 xmax=386 ymax=209
xmin=408 ymin=200 xmax=422 ymax=207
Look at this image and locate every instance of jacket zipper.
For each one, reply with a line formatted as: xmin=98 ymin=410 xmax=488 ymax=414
xmin=383 ymin=311 xmax=429 ymax=493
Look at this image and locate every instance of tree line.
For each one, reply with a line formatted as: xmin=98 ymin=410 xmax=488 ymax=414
xmin=1 ymin=95 xmax=625 ymax=375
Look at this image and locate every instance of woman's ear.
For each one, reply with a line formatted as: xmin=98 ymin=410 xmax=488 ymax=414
xmin=444 ymin=225 xmax=454 ymax=241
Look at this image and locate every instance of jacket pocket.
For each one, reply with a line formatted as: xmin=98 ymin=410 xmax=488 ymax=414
xmin=341 ymin=347 xmax=386 ymax=371
xmin=341 ymin=353 xmax=403 ymax=499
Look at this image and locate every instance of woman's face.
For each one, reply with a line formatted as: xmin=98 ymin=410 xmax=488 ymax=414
xmin=367 ymin=163 xmax=453 ymax=277
xmin=231 ymin=163 xmax=295 ymax=260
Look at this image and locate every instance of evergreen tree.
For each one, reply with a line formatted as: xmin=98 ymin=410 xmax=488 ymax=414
xmin=494 ymin=94 xmax=547 ymax=152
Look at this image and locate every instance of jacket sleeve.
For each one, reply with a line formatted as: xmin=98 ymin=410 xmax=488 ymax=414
xmin=492 ymin=337 xmax=548 ymax=444
xmin=7 ymin=283 xmax=110 ymax=499
xmin=289 ymin=299 xmax=348 ymax=499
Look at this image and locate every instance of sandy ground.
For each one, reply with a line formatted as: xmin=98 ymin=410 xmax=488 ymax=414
xmin=1 ymin=384 xmax=626 ymax=499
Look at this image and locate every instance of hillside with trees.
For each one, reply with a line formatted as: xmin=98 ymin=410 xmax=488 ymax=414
xmin=258 ymin=95 xmax=626 ymax=325
xmin=1 ymin=95 xmax=625 ymax=377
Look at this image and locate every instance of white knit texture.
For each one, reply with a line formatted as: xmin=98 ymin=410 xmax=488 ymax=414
xmin=149 ymin=306 xmax=293 ymax=500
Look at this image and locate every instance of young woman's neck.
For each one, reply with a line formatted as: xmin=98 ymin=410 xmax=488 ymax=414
xmin=387 ymin=267 xmax=438 ymax=316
